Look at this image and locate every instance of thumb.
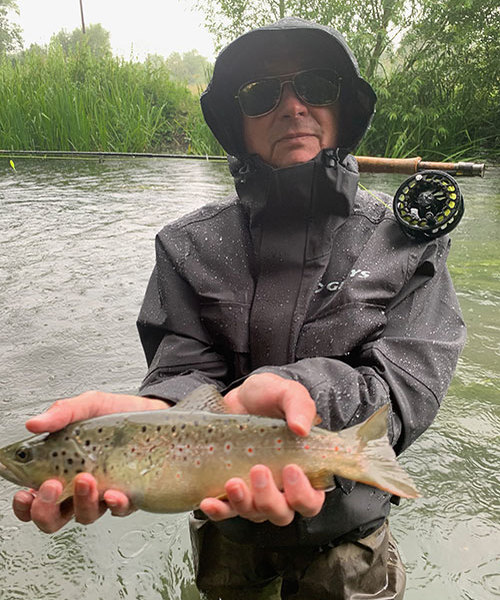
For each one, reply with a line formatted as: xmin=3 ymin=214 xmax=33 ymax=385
xmin=25 ymin=400 xmax=90 ymax=433
xmin=25 ymin=392 xmax=167 ymax=434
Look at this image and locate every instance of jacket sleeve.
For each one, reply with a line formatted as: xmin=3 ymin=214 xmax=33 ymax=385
xmin=136 ymin=235 xmax=229 ymax=403
xmin=251 ymin=239 xmax=466 ymax=453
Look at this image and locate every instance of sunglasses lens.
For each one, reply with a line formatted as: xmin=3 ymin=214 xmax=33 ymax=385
xmin=238 ymin=69 xmax=341 ymax=117
xmin=294 ymin=70 xmax=340 ymax=105
xmin=238 ymin=79 xmax=282 ymax=117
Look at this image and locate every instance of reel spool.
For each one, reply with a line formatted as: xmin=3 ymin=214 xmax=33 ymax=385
xmin=393 ymin=170 xmax=464 ymax=239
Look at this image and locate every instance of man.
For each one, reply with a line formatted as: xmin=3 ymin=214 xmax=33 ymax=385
xmin=13 ymin=17 xmax=466 ymax=599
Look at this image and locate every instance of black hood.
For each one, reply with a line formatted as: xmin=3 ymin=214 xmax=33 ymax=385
xmin=201 ymin=17 xmax=377 ymax=159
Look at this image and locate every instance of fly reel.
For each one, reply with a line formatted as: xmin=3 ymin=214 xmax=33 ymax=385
xmin=393 ymin=170 xmax=464 ymax=239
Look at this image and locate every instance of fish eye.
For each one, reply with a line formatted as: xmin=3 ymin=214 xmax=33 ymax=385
xmin=15 ymin=447 xmax=32 ymax=463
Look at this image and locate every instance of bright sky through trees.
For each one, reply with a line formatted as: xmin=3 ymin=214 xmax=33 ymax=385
xmin=9 ymin=0 xmax=215 ymax=60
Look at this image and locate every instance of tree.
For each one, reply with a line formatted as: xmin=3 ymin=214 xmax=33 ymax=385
xmin=50 ymin=23 xmax=112 ymax=59
xmin=190 ymin=0 xmax=499 ymax=158
xmin=191 ymin=0 xmax=414 ymax=78
xmin=164 ymin=50 xmax=212 ymax=88
xmin=0 ymin=0 xmax=22 ymax=54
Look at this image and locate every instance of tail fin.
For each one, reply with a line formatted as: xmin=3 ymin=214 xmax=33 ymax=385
xmin=351 ymin=405 xmax=420 ymax=499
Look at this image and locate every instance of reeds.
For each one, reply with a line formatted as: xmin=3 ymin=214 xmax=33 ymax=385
xmin=0 ymin=44 xmax=200 ymax=153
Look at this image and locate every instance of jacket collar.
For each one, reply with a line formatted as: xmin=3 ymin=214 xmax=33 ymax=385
xmin=231 ymin=149 xmax=360 ymax=228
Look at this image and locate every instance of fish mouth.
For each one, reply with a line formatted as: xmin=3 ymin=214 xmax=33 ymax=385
xmin=0 ymin=459 xmax=26 ymax=487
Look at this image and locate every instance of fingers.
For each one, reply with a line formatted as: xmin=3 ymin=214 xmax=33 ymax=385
xmin=12 ymin=474 xmax=135 ymax=533
xmin=73 ymin=474 xmax=106 ymax=525
xmin=225 ymin=373 xmax=317 ymax=437
xmin=247 ymin=466 xmax=294 ymax=526
xmin=12 ymin=489 xmax=37 ymax=522
xmin=282 ymin=464 xmax=325 ymax=517
xmin=26 ymin=479 xmax=73 ymax=534
xmin=200 ymin=464 xmax=325 ymax=527
xmin=103 ymin=490 xmax=135 ymax=517
xmin=25 ymin=391 xmax=167 ymax=434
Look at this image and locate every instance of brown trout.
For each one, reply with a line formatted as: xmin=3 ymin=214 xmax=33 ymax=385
xmin=0 ymin=385 xmax=419 ymax=511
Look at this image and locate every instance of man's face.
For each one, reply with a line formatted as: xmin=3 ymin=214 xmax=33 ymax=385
xmin=242 ymin=71 xmax=339 ymax=169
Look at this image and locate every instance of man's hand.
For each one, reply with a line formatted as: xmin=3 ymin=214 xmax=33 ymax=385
xmin=200 ymin=373 xmax=325 ymax=526
xmin=12 ymin=391 xmax=166 ymax=533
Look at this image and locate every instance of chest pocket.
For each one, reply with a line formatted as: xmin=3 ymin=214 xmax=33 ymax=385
xmin=200 ymin=302 xmax=250 ymax=354
xmin=296 ymin=302 xmax=387 ymax=359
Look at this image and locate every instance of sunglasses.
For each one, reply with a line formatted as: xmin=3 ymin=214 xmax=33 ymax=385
xmin=236 ymin=69 xmax=342 ymax=118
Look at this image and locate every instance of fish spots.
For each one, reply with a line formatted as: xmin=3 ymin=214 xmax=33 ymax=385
xmin=207 ymin=445 xmax=215 ymax=454
xmin=303 ymin=443 xmax=310 ymax=450
xmin=225 ymin=460 xmax=232 ymax=469
xmin=246 ymin=446 xmax=254 ymax=456
xmin=275 ymin=438 xmax=283 ymax=453
xmin=224 ymin=442 xmax=232 ymax=453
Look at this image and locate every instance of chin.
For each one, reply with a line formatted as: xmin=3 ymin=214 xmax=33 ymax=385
xmin=272 ymin=151 xmax=320 ymax=169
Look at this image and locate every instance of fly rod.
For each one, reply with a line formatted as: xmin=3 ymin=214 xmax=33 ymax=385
xmin=355 ymin=155 xmax=485 ymax=177
xmin=0 ymin=150 xmax=486 ymax=177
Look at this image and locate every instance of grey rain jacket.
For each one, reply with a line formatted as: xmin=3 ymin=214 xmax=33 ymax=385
xmin=137 ymin=150 xmax=466 ymax=547
xmin=137 ymin=17 xmax=466 ymax=547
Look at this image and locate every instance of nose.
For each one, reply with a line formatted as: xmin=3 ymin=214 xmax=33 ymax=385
xmin=276 ymin=82 xmax=309 ymax=117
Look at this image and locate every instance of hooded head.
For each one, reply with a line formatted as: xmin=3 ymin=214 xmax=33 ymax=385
xmin=201 ymin=17 xmax=376 ymax=162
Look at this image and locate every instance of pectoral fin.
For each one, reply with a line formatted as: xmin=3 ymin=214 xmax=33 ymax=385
xmin=306 ymin=469 xmax=336 ymax=492
xmin=57 ymin=481 xmax=74 ymax=505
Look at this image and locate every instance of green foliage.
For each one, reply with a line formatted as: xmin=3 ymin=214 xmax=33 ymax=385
xmin=0 ymin=41 xmax=198 ymax=152
xmin=0 ymin=0 xmax=22 ymax=54
xmin=50 ymin=23 xmax=112 ymax=59
xmin=178 ymin=108 xmax=225 ymax=156
xmin=191 ymin=0 xmax=499 ymax=160
xmin=163 ymin=49 xmax=213 ymax=88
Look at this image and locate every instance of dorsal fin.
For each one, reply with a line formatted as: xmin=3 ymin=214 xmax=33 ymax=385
xmin=171 ymin=384 xmax=228 ymax=414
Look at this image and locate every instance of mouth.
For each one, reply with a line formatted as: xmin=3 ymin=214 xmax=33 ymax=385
xmin=279 ymin=133 xmax=315 ymax=142
xmin=0 ymin=459 xmax=25 ymax=486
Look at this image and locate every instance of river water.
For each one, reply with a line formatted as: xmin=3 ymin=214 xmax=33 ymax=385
xmin=0 ymin=157 xmax=498 ymax=600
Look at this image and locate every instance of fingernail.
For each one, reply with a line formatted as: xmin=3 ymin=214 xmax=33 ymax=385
xmin=253 ymin=469 xmax=267 ymax=489
xmin=230 ymin=486 xmax=244 ymax=502
xmin=284 ymin=466 xmax=298 ymax=485
xmin=294 ymin=415 xmax=309 ymax=434
xmin=40 ymin=486 xmax=58 ymax=503
xmin=75 ymin=480 xmax=89 ymax=496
